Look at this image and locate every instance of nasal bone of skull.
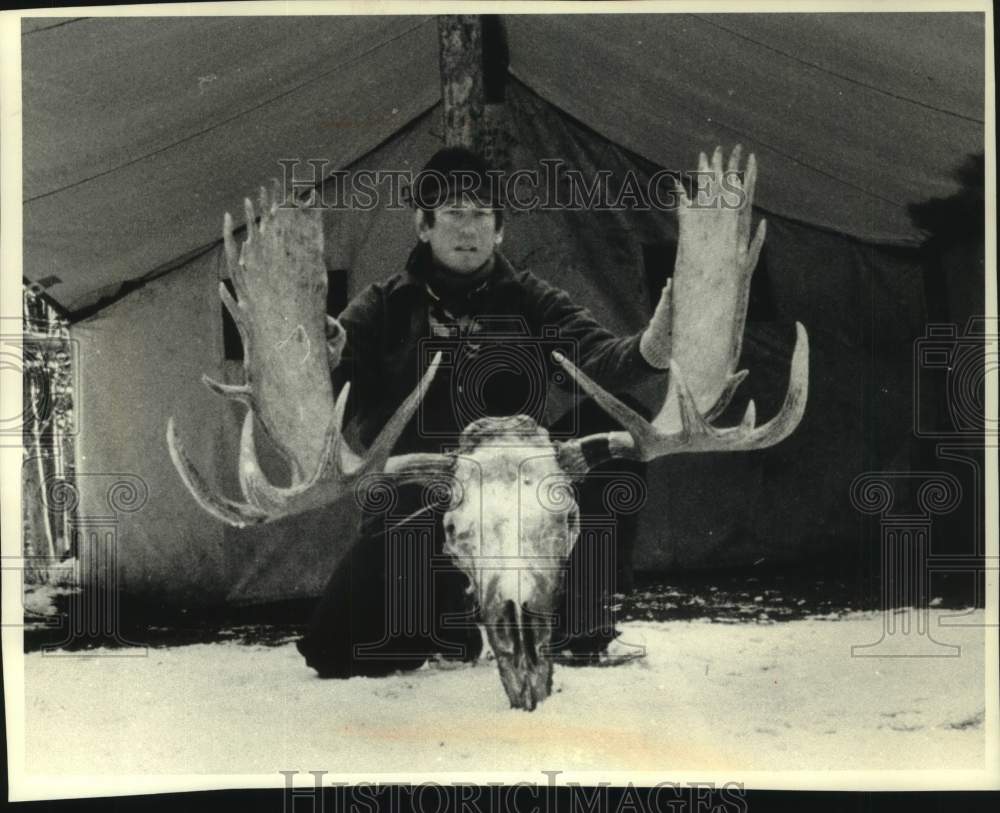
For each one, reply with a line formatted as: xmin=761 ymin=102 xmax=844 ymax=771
xmin=482 ymin=571 xmax=525 ymax=628
xmin=497 ymin=568 xmax=521 ymax=608
xmin=492 ymin=596 xmax=552 ymax=711
xmin=496 ymin=597 xmax=540 ymax=666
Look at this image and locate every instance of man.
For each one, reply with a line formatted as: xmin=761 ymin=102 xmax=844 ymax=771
xmin=297 ymin=147 xmax=673 ymax=678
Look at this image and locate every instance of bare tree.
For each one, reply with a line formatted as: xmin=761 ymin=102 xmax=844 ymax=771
xmin=23 ymin=287 xmax=77 ymax=572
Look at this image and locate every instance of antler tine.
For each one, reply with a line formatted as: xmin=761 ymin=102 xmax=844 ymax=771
xmin=289 ymin=354 xmax=452 ymax=510
xmin=643 ymin=321 xmax=807 ymax=455
xmin=551 ymin=146 xmax=808 ymax=470
xmin=234 ymin=379 xmax=362 ymax=514
xmin=171 ymin=352 xmax=447 ymax=525
xmin=236 ymin=409 xmax=319 ymax=513
xmin=166 ymin=418 xmax=270 ymax=528
xmin=235 ymin=354 xmax=440 ymax=517
xmin=201 ymin=375 xmax=254 ymax=409
xmin=670 ymin=362 xmax=753 ymax=446
xmin=551 ymin=351 xmax=657 ymax=449
xmin=170 ymin=194 xmax=450 ymax=527
xmin=353 ymin=351 xmax=445 ymax=475
xmin=552 ymin=321 xmax=808 ymax=467
xmin=329 ymin=382 xmax=363 ymax=474
xmin=702 ymin=369 xmax=749 ymax=423
xmin=551 ymin=351 xmax=655 ymax=470
xmin=383 ymin=453 xmax=456 ymax=479
xmin=729 ymin=320 xmax=808 ymax=450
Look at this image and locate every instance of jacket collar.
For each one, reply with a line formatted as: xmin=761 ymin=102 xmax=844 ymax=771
xmin=390 ymin=243 xmax=517 ymax=302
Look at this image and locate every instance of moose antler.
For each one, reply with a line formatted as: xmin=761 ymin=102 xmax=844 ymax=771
xmin=166 ymin=149 xmax=809 ymax=713
xmin=166 ymin=185 xmax=447 ymax=527
xmin=556 ymin=146 xmax=809 ymax=469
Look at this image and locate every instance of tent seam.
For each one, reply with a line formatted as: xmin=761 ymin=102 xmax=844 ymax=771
xmin=507 ymin=68 xmax=921 ymax=224
xmin=505 ymin=74 xmax=924 ymax=249
xmin=690 ymin=14 xmax=983 ymax=124
xmin=65 ymin=101 xmax=443 ymax=322
xmin=21 ymin=18 xmax=92 ymax=35
xmin=25 ymin=17 xmax=436 ymax=204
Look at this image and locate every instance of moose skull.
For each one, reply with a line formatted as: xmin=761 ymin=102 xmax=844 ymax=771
xmin=441 ymin=415 xmax=580 ymax=711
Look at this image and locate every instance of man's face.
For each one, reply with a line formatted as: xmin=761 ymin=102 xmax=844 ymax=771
xmin=418 ymin=197 xmax=502 ymax=274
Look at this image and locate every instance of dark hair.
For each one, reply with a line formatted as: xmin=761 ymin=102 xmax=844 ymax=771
xmin=412 ymin=146 xmax=505 ymax=229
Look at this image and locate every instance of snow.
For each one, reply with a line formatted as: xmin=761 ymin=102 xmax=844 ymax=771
xmin=23 ymin=611 xmax=986 ymax=777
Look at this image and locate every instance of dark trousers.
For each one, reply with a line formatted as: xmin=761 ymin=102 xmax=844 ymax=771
xmin=297 ymin=401 xmax=646 ymax=678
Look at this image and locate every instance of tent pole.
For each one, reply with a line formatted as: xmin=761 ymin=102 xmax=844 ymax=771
xmin=437 ymin=15 xmax=484 ymax=152
xmin=437 ymin=14 xmax=511 ymax=169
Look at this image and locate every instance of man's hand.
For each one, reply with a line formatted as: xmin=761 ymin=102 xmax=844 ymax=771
xmin=325 ymin=315 xmax=346 ymax=372
xmin=639 ymin=278 xmax=673 ymax=369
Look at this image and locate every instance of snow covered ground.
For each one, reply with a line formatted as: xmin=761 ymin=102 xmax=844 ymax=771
xmin=21 ymin=610 xmax=987 ymax=777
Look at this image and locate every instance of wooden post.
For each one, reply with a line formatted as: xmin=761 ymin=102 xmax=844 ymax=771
xmin=437 ymin=14 xmax=511 ymax=169
xmin=481 ymin=15 xmax=512 ymax=171
xmin=437 ymin=15 xmax=484 ymax=152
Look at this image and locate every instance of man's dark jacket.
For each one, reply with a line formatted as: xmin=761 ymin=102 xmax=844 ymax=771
xmin=334 ymin=244 xmax=663 ymax=453
xmin=299 ymin=244 xmax=662 ymax=677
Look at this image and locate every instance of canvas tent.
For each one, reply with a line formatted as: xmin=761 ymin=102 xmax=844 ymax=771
xmin=19 ymin=13 xmax=986 ymax=607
